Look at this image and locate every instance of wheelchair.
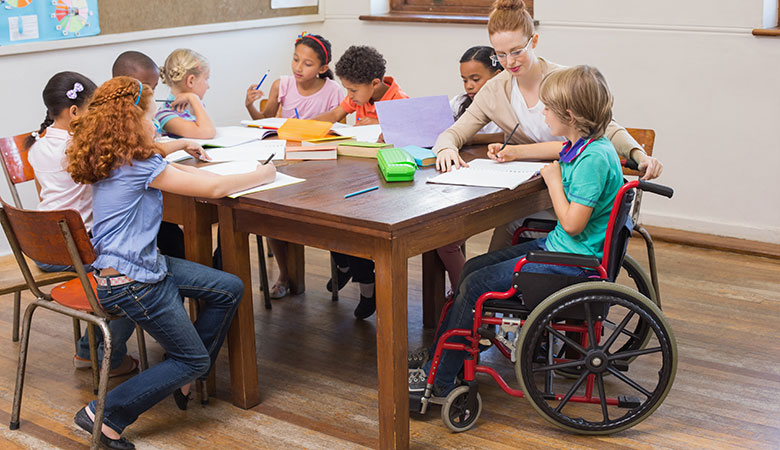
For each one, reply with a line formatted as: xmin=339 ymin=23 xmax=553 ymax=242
xmin=411 ymin=179 xmax=677 ymax=434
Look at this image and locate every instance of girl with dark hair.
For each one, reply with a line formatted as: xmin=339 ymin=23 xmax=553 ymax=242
xmin=451 ymin=45 xmax=502 ymax=125
xmin=244 ymin=31 xmax=343 ymax=299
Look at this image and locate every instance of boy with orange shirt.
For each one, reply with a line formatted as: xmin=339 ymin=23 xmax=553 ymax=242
xmin=314 ymin=45 xmax=408 ymax=126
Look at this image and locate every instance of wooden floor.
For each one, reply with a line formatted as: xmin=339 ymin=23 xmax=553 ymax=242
xmin=0 ymin=231 xmax=778 ymax=449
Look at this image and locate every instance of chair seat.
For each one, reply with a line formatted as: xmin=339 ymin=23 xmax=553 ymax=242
xmin=0 ymin=255 xmax=76 ymax=296
xmin=50 ymin=273 xmax=98 ymax=312
xmin=483 ymin=297 xmax=531 ymax=316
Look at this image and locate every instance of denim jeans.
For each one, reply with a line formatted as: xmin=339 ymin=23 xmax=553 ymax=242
xmin=425 ymin=238 xmax=594 ymax=393
xmin=34 ymin=260 xmax=134 ymax=370
xmin=87 ymin=256 xmax=242 ymax=434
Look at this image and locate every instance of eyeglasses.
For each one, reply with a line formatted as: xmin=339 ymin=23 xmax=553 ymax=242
xmin=491 ymin=38 xmax=533 ymax=67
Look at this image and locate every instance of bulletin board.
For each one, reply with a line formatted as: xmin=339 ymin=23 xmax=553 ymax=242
xmin=98 ymin=0 xmax=318 ymax=35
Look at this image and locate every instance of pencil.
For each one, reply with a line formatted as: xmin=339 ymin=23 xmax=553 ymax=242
xmin=344 ymin=186 xmax=378 ymax=199
xmin=499 ymin=123 xmax=520 ymax=152
xmin=262 ymin=153 xmax=275 ymax=165
xmin=294 ymin=107 xmax=300 ymax=119
xmin=255 ymin=70 xmax=270 ymax=90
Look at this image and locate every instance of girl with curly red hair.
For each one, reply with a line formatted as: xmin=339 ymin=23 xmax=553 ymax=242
xmin=66 ymin=76 xmax=275 ymax=449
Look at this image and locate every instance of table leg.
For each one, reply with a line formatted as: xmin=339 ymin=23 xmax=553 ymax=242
xmin=421 ymin=250 xmax=446 ymax=329
xmin=218 ymin=205 xmax=260 ymax=409
xmin=374 ymin=240 xmax=409 ymax=450
xmin=286 ymin=242 xmax=306 ymax=295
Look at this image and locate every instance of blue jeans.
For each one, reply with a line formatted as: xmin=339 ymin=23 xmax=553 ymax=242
xmin=425 ymin=238 xmax=593 ymax=394
xmin=87 ymin=256 xmax=242 ymax=434
xmin=35 ymin=261 xmax=134 ymax=370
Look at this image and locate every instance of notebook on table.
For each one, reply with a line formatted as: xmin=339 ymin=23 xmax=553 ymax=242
xmin=427 ymin=159 xmax=547 ymax=190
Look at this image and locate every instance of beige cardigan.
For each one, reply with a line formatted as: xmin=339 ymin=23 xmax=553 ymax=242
xmin=433 ymin=58 xmax=642 ymax=161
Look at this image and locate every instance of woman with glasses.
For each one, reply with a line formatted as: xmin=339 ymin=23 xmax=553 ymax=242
xmin=432 ymin=0 xmax=663 ymax=251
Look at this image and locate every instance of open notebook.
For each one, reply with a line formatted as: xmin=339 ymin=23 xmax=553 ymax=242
xmin=427 ymin=159 xmax=547 ymax=190
xmin=200 ymin=161 xmax=305 ymax=198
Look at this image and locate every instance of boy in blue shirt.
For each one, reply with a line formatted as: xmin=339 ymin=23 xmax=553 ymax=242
xmin=409 ymin=65 xmax=625 ymax=397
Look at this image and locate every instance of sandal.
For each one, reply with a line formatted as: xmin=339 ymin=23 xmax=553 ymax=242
xmin=269 ymin=281 xmax=289 ymax=299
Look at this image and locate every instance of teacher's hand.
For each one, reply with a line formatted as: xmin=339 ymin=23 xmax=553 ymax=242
xmin=436 ymin=148 xmax=469 ymax=172
xmin=637 ymin=155 xmax=663 ymax=180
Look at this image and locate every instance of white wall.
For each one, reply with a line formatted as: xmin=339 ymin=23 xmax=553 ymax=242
xmin=0 ymin=0 xmax=777 ymax=257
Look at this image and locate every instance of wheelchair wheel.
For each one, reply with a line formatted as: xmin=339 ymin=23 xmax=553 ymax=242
xmin=515 ymin=283 xmax=676 ymax=434
xmin=441 ymin=386 xmax=482 ymax=432
xmin=556 ymin=255 xmax=657 ymax=379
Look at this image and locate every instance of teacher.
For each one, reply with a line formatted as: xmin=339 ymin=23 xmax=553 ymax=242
xmin=434 ymin=0 xmax=663 ymax=251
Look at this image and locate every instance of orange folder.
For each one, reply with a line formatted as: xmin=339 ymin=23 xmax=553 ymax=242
xmin=276 ymin=118 xmax=333 ymax=142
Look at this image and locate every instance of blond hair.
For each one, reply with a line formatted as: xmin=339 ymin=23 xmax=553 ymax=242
xmin=159 ymin=48 xmax=209 ymax=86
xmin=540 ymin=65 xmax=614 ymax=140
xmin=488 ymin=0 xmax=534 ymax=37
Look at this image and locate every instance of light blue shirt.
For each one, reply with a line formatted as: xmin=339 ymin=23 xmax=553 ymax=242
xmin=91 ymin=154 xmax=169 ymax=283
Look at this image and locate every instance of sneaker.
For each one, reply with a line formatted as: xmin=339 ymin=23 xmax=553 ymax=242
xmin=269 ymin=281 xmax=289 ymax=299
xmin=73 ymin=354 xmax=91 ymax=369
xmin=326 ymin=266 xmax=352 ymax=293
xmin=408 ymin=347 xmax=430 ymax=369
xmin=73 ymin=354 xmax=138 ymax=378
xmin=408 ymin=368 xmax=428 ymax=393
xmin=354 ymin=293 xmax=376 ymax=320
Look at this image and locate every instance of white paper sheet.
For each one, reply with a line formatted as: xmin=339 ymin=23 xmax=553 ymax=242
xmin=199 ymin=161 xmax=260 ymax=176
xmin=189 ymin=126 xmax=273 ymax=148
xmin=199 ymin=163 xmax=306 ymax=198
xmin=427 ymin=159 xmax=546 ymax=190
xmin=228 ymin=172 xmax=306 ymax=198
xmin=331 ymin=124 xmax=382 ymax=143
xmin=205 ymin=140 xmax=286 ymax=162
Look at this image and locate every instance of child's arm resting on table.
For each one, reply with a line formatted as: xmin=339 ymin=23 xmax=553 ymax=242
xmin=313 ymin=106 xmax=347 ymax=123
xmin=540 ymin=161 xmax=593 ymax=236
xmin=150 ymin=163 xmax=276 ymax=198
xmin=162 ymin=93 xmax=216 ymax=139
xmin=158 ymin=140 xmax=210 ymax=161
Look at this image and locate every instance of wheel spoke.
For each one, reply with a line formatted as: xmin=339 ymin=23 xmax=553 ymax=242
xmin=596 ymin=373 xmax=609 ymax=423
xmin=532 ymin=357 xmax=586 ymax=373
xmin=607 ymin=366 xmax=652 ymax=397
xmin=584 ymin=303 xmax=596 ymax=349
xmin=603 ymin=319 xmax=641 ymax=340
xmin=602 ymin=310 xmax=635 ymax=351
xmin=546 ymin=325 xmax=587 ymax=354
xmin=554 ymin=369 xmax=589 ymax=414
xmin=609 ymin=346 xmax=662 ymax=361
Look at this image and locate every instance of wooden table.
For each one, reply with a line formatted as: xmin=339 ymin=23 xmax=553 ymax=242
xmin=209 ymin=146 xmax=551 ymax=449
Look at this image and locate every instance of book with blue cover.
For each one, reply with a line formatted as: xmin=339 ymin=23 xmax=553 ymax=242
xmin=402 ymin=145 xmax=436 ymax=167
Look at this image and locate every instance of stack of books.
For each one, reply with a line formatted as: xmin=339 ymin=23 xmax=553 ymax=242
xmin=336 ymin=141 xmax=393 ymax=158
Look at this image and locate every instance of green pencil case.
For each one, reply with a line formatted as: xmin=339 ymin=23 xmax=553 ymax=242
xmin=377 ymin=147 xmax=416 ymax=182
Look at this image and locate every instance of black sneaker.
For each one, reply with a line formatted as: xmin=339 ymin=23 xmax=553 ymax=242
xmin=354 ymin=292 xmax=376 ymax=319
xmin=408 ymin=347 xmax=430 ymax=370
xmin=326 ymin=266 xmax=352 ymax=292
xmin=74 ymin=407 xmax=135 ymax=450
xmin=408 ymin=368 xmax=428 ymax=393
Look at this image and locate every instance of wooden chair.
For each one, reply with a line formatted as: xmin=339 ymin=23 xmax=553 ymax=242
xmin=0 ymin=201 xmax=148 ymax=449
xmin=0 ymin=133 xmax=78 ymax=342
xmin=624 ymin=128 xmax=661 ymax=303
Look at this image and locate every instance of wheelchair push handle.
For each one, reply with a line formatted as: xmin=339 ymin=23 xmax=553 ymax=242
xmin=637 ymin=180 xmax=674 ymax=198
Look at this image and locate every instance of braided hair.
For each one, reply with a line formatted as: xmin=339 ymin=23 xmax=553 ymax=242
xmin=25 ymin=72 xmax=96 ymax=148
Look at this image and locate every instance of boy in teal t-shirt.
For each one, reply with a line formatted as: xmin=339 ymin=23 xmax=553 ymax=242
xmin=409 ymin=65 xmax=625 ymax=397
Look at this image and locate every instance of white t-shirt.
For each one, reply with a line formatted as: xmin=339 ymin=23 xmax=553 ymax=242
xmin=510 ymin=82 xmax=565 ymax=144
xmin=450 ymin=94 xmax=502 ymax=135
xmin=28 ymin=126 xmax=93 ymax=230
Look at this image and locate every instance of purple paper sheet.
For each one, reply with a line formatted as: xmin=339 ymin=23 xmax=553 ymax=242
xmin=375 ymin=95 xmax=455 ymax=148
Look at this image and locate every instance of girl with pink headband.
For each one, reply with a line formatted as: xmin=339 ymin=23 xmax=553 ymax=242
xmin=244 ymin=32 xmax=343 ymax=299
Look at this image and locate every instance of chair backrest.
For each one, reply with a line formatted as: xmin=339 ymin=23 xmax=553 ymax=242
xmin=624 ymin=128 xmax=655 ymax=223
xmin=0 ymin=132 xmax=36 ymax=208
xmin=602 ymin=181 xmax=636 ymax=281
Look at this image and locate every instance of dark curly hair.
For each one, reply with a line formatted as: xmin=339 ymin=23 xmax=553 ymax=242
xmin=335 ymin=45 xmax=386 ymax=85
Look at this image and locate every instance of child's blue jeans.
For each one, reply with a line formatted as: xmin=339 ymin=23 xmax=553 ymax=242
xmin=86 ymin=256 xmax=242 ymax=434
xmin=425 ymin=238 xmax=594 ymax=394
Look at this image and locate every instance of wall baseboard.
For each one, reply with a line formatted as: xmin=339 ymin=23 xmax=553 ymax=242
xmin=638 ymin=225 xmax=780 ymax=260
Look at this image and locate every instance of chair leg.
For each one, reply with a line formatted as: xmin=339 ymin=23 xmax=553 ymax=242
xmin=10 ymin=301 xmax=39 ymax=430
xmin=72 ymin=318 xmax=81 ymax=354
xmin=91 ymin=319 xmax=113 ymax=450
xmin=266 ymin=237 xmax=273 ymax=258
xmin=87 ymin=323 xmax=100 ymax=395
xmin=256 ymin=235 xmax=272 ymax=310
xmin=330 ymin=255 xmax=339 ymax=302
xmin=12 ymin=291 xmax=20 ymax=342
xmin=135 ymin=325 xmax=148 ymax=371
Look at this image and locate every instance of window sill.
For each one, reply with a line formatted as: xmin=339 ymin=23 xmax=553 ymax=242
xmin=359 ymin=12 xmax=488 ymax=25
xmin=752 ymin=27 xmax=780 ymax=36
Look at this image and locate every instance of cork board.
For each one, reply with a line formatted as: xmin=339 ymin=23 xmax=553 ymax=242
xmin=98 ymin=0 xmax=318 ymax=35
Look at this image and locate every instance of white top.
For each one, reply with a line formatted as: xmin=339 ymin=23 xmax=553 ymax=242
xmin=509 ymin=82 xmax=565 ymax=144
xmin=450 ymin=94 xmax=502 ymax=135
xmin=28 ymin=126 xmax=93 ymax=230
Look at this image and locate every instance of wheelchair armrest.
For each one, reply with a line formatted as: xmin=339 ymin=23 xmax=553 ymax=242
xmin=525 ymin=250 xmax=601 ymax=268
xmin=521 ymin=218 xmax=556 ymax=231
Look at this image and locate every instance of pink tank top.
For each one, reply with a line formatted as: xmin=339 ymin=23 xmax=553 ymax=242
xmin=277 ymin=76 xmax=343 ymax=119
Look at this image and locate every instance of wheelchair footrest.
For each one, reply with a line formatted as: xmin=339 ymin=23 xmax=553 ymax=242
xmin=618 ymin=395 xmax=642 ymax=409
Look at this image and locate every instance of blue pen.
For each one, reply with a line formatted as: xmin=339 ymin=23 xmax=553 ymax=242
xmin=344 ymin=186 xmax=378 ymax=199
xmin=254 ymin=70 xmax=270 ymax=90
xmin=294 ymin=107 xmax=300 ymax=119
